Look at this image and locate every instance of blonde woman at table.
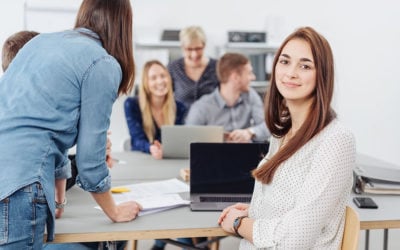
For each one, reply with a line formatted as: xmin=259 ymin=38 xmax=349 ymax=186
xmin=0 ymin=0 xmax=141 ymax=249
xmin=124 ymin=60 xmax=186 ymax=160
xmin=218 ymin=27 xmax=356 ymax=249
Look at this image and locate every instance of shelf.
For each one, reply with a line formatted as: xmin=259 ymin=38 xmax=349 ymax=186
xmin=224 ymin=43 xmax=278 ymax=54
xmin=251 ymin=81 xmax=269 ymax=88
xmin=251 ymin=81 xmax=270 ymax=97
xmin=135 ymin=41 xmax=181 ymax=49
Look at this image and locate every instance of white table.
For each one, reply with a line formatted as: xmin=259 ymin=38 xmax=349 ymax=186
xmin=49 ymin=151 xmax=400 ymax=250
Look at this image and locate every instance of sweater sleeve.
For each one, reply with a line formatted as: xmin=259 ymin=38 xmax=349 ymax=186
xmin=248 ymin=88 xmax=270 ymax=141
xmin=123 ymin=97 xmax=151 ymax=153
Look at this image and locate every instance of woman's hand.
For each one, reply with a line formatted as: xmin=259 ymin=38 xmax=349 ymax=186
xmin=227 ymin=129 xmax=253 ymax=143
xmin=218 ymin=203 xmax=249 ymax=233
xmin=55 ymin=178 xmax=67 ymax=219
xmin=55 ymin=207 xmax=64 ymax=219
xmin=112 ymin=201 xmax=142 ymax=222
xmin=220 ymin=207 xmax=248 ymax=233
xmin=218 ymin=203 xmax=249 ymax=224
xmin=92 ymin=192 xmax=142 ymax=222
xmin=150 ymin=140 xmax=163 ymax=160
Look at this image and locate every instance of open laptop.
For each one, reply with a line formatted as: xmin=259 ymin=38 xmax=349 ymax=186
xmin=161 ymin=125 xmax=224 ymax=159
xmin=190 ymin=142 xmax=269 ymax=211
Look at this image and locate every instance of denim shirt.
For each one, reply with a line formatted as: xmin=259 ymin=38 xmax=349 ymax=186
xmin=0 ymin=28 xmax=121 ymax=240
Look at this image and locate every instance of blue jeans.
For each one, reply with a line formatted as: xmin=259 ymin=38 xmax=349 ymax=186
xmin=0 ymin=182 xmax=49 ymax=250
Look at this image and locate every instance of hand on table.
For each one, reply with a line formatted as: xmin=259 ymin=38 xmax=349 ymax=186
xmin=226 ymin=129 xmax=253 ymax=143
xmin=218 ymin=203 xmax=249 ymax=233
xmin=113 ymin=201 xmax=142 ymax=222
xmin=150 ymin=140 xmax=163 ymax=160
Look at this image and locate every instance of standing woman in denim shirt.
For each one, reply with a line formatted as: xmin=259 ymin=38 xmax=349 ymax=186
xmin=124 ymin=60 xmax=186 ymax=160
xmin=0 ymin=0 xmax=142 ymax=249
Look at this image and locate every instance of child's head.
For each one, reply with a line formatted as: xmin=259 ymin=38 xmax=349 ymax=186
xmin=2 ymin=30 xmax=39 ymax=72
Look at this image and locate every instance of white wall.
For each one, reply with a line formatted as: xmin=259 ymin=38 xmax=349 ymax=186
xmin=0 ymin=1 xmax=25 ymax=60
xmin=1 ymin=0 xmax=399 ymax=166
xmin=133 ymin=0 xmax=400 ymax=166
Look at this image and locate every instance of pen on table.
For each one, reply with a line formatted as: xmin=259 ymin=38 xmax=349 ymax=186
xmin=112 ymin=158 xmax=127 ymax=164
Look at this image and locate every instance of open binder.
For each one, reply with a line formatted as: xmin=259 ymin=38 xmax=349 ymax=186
xmin=353 ymin=164 xmax=400 ymax=195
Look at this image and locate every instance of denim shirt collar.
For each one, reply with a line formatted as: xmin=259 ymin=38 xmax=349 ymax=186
xmin=74 ymin=27 xmax=102 ymax=46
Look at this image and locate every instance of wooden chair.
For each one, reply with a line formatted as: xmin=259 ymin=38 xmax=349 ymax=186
xmin=341 ymin=206 xmax=360 ymax=250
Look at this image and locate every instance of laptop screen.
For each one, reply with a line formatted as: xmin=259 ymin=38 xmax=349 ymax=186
xmin=190 ymin=142 xmax=269 ymax=194
xmin=161 ymin=125 xmax=224 ymax=159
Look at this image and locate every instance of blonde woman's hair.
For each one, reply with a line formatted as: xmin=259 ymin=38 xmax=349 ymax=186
xmin=179 ymin=26 xmax=206 ymax=46
xmin=138 ymin=60 xmax=177 ymax=142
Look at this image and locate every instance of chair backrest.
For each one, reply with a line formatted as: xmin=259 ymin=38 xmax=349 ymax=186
xmin=341 ymin=206 xmax=360 ymax=250
xmin=123 ymin=138 xmax=131 ymax=151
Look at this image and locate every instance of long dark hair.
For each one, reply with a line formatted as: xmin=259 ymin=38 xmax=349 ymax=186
xmin=74 ymin=0 xmax=134 ymax=95
xmin=253 ymin=27 xmax=336 ymax=184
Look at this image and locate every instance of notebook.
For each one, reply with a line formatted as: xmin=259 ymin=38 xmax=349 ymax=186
xmin=161 ymin=125 xmax=224 ymax=159
xmin=190 ymin=142 xmax=269 ymax=211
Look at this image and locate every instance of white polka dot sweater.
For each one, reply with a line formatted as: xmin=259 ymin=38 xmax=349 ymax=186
xmin=240 ymin=119 xmax=356 ymax=250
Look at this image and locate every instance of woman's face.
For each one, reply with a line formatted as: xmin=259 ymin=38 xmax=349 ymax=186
xmin=147 ymin=64 xmax=170 ymax=98
xmin=275 ymin=38 xmax=317 ymax=105
xmin=182 ymin=39 xmax=205 ymax=68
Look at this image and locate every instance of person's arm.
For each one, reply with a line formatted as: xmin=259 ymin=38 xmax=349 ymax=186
xmin=185 ymin=99 xmax=207 ymax=125
xmin=54 ymin=178 xmax=67 ymax=219
xmin=227 ymin=129 xmax=254 ymax=142
xmin=149 ymin=140 xmax=163 ymax=160
xmin=75 ymin=56 xmax=140 ymax=221
xmin=227 ymin=89 xmax=268 ymax=142
xmin=55 ymin=151 xmax=72 ymax=180
xmin=54 ymin=151 xmax=71 ymax=218
xmin=250 ymin=128 xmax=355 ymax=248
xmin=91 ymin=191 xmax=141 ymax=222
xmin=248 ymin=88 xmax=270 ymax=141
xmin=124 ymin=97 xmax=151 ymax=153
xmin=218 ymin=203 xmax=254 ymax=241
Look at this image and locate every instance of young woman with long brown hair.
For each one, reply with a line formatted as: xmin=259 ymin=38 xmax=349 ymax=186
xmin=218 ymin=27 xmax=356 ymax=249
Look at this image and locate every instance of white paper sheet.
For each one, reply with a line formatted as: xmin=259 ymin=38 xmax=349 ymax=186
xmin=95 ymin=178 xmax=190 ymax=216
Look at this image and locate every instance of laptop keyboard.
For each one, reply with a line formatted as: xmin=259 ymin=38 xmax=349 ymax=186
xmin=199 ymin=196 xmax=251 ymax=203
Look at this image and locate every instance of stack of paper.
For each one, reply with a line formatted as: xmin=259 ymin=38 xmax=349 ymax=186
xmin=362 ymin=179 xmax=400 ymax=195
xmin=97 ymin=178 xmax=190 ymax=216
xmin=353 ymin=164 xmax=400 ymax=195
xmin=134 ymin=194 xmax=190 ymax=216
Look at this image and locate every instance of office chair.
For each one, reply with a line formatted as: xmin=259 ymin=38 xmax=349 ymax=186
xmin=341 ymin=206 xmax=360 ymax=250
xmin=123 ymin=137 xmax=131 ymax=151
